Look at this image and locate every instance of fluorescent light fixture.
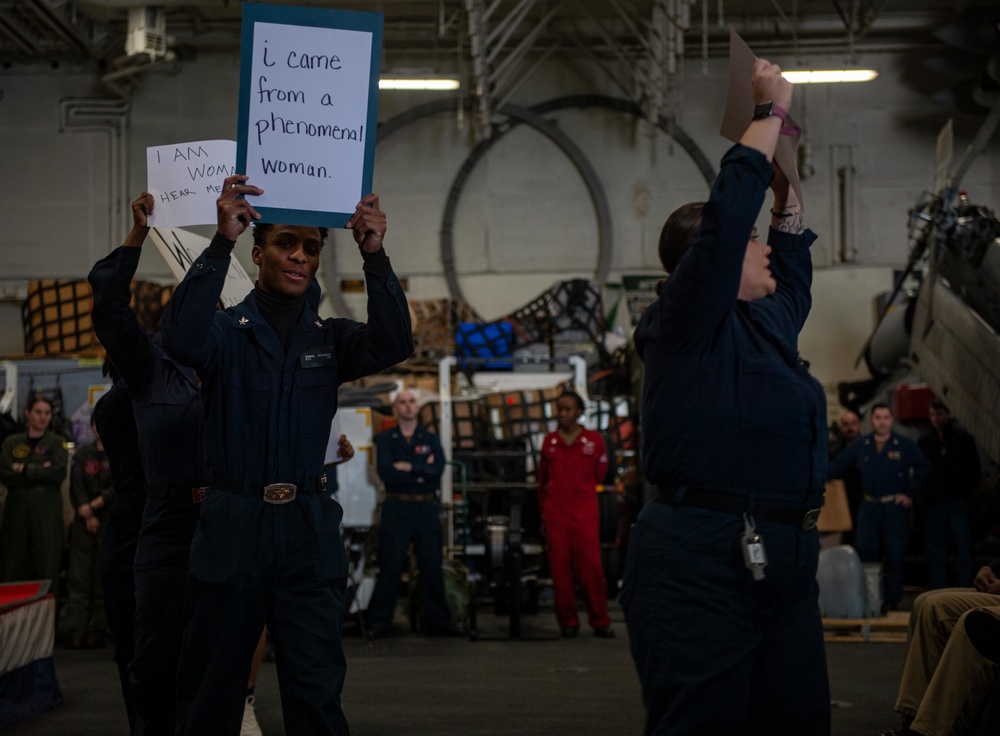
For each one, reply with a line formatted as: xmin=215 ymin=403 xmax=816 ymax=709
xmin=379 ymin=78 xmax=461 ymax=91
xmin=782 ymin=69 xmax=879 ymax=84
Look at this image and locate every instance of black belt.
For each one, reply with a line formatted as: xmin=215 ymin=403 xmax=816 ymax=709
xmin=657 ymin=485 xmax=822 ymax=531
xmin=215 ymin=477 xmax=325 ymax=504
xmin=146 ymin=481 xmax=209 ymax=503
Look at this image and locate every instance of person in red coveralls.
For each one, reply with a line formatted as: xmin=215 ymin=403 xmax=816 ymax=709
xmin=538 ymin=390 xmax=614 ymax=639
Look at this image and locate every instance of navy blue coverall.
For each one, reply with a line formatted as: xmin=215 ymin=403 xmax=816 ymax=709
xmin=368 ymin=424 xmax=451 ymax=635
xmin=622 ymin=144 xmax=831 ymax=735
xmin=160 ymin=234 xmax=412 ymax=736
xmin=93 ymin=382 xmax=145 ymax=731
xmin=828 ymin=432 xmax=929 ymax=606
xmin=89 ymin=245 xmax=209 ymax=736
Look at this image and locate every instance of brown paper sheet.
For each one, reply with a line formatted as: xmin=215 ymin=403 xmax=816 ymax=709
xmin=719 ymin=28 xmax=804 ymax=210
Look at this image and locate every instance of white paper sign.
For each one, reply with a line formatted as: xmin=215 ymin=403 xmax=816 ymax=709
xmin=149 ymin=227 xmax=255 ymax=308
xmin=243 ymin=22 xmax=373 ymax=218
xmin=146 ymin=140 xmax=237 ymax=227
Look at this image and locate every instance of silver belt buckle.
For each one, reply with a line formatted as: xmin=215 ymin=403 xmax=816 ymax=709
xmin=800 ymin=507 xmax=822 ymax=531
xmin=263 ymin=483 xmax=296 ymax=504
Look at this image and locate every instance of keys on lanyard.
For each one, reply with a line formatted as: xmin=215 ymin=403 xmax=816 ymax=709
xmin=740 ymin=513 xmax=767 ymax=581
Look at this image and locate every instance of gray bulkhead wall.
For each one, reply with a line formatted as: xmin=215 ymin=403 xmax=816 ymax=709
xmin=0 ymin=51 xmax=998 ymax=385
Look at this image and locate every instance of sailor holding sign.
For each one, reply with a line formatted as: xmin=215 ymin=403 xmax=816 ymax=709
xmin=160 ymin=175 xmax=412 ymax=735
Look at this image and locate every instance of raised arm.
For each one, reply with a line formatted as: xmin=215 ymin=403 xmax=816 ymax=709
xmin=740 ymin=59 xmax=792 ymax=165
xmin=659 ymin=60 xmax=793 ymax=338
xmin=160 ymin=175 xmax=263 ymax=373
xmin=333 ymin=194 xmax=414 ymax=382
xmin=88 ymin=193 xmax=157 ymax=388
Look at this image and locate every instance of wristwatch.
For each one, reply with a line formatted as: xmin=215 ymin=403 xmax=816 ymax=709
xmin=752 ymin=101 xmax=789 ymax=122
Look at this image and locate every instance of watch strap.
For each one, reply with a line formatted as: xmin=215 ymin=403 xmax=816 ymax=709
xmin=753 ymin=102 xmax=801 ymax=137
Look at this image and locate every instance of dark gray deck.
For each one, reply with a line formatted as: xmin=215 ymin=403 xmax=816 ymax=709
xmin=6 ymin=604 xmax=905 ymax=736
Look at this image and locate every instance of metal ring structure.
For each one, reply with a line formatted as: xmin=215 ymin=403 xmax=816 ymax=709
xmin=324 ymin=95 xmax=716 ymax=312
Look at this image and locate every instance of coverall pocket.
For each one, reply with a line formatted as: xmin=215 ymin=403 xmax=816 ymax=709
xmin=295 ymin=368 xmax=339 ymax=439
xmin=219 ymin=371 xmax=270 ymax=444
xmin=739 ymin=359 xmax=802 ymax=437
xmin=305 ymin=493 xmax=348 ymax=581
xmin=145 ymin=389 xmax=191 ymax=468
xmin=187 ymin=490 xmax=251 ymax=585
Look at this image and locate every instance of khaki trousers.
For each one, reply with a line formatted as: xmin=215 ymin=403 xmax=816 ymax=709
xmin=896 ymin=588 xmax=1000 ymax=736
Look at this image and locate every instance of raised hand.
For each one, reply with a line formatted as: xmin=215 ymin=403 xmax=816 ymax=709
xmin=216 ymin=174 xmax=263 ymax=242
xmin=345 ymin=193 xmax=387 ymax=254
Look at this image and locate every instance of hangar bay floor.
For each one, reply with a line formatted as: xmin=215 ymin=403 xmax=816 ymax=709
xmin=7 ymin=603 xmax=906 ymax=736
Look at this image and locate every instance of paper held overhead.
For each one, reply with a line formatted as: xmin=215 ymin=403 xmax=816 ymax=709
xmin=719 ymin=28 xmax=804 ymax=212
xmin=236 ymin=3 xmax=383 ymax=229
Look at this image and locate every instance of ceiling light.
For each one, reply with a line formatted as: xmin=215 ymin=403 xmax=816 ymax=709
xmin=379 ymin=78 xmax=461 ymax=91
xmin=782 ymin=69 xmax=879 ymax=84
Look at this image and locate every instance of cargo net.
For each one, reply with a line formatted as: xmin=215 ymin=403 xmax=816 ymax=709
xmin=405 ymin=298 xmax=482 ymax=369
xmin=451 ymin=280 xmax=609 ymax=378
xmin=22 ymin=280 xmax=99 ymax=356
xmin=418 ymin=385 xmax=569 ymax=483
xmin=22 ymin=279 xmax=176 ymax=356
xmin=505 ymin=279 xmax=605 ymax=350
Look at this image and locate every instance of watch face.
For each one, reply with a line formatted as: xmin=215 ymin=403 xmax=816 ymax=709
xmin=752 ymin=102 xmax=775 ymax=120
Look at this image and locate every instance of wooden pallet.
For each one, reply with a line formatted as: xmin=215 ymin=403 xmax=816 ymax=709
xmin=822 ymin=611 xmax=910 ymax=643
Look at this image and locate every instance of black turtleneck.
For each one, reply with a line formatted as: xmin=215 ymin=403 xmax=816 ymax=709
xmin=252 ymin=286 xmax=304 ymax=352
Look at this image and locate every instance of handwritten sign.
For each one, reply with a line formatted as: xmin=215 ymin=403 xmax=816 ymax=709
xmin=146 ymin=140 xmax=236 ymax=227
xmin=237 ymin=3 xmax=383 ymax=228
xmin=149 ymin=227 xmax=255 ymax=308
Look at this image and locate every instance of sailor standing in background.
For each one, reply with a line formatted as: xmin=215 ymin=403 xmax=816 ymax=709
xmin=0 ymin=396 xmax=68 ymax=598
xmin=367 ymin=389 xmax=454 ymax=638
xmin=828 ymin=403 xmax=929 ymax=612
xmin=62 ymin=415 xmax=114 ymax=649
xmin=538 ymin=390 xmax=614 ymax=639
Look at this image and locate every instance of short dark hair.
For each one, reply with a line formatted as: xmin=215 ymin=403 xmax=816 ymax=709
xmin=871 ymin=402 xmax=892 ymax=415
xmin=658 ymin=202 xmax=704 ymax=273
xmin=252 ymin=223 xmax=329 ymax=248
xmin=559 ymin=390 xmax=585 ymax=412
